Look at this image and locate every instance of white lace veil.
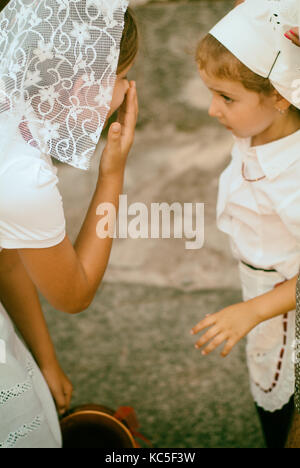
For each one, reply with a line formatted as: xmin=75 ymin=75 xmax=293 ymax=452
xmin=0 ymin=0 xmax=128 ymax=170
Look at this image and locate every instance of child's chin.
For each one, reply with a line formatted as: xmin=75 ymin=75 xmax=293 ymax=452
xmin=230 ymin=129 xmax=246 ymax=138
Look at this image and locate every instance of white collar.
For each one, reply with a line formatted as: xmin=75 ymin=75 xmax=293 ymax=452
xmin=235 ymin=129 xmax=300 ymax=181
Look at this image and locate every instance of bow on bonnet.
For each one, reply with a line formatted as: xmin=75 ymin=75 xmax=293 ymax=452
xmin=210 ymin=0 xmax=300 ymax=110
xmin=0 ymin=0 xmax=128 ymax=170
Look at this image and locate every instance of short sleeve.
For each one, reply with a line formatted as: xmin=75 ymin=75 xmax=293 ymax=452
xmin=0 ymin=157 xmax=66 ymax=249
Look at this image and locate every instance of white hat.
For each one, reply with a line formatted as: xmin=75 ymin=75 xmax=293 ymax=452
xmin=210 ymin=0 xmax=300 ymax=109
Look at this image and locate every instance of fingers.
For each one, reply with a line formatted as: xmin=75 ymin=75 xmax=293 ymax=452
xmin=194 ymin=324 xmax=219 ymax=349
xmin=221 ymin=339 xmax=236 ymax=358
xmin=193 ymin=325 xmax=233 ymax=357
xmin=190 ymin=314 xmax=216 ymax=335
xmin=191 ymin=313 xmax=233 ymax=357
xmin=56 ymin=382 xmax=73 ymax=416
xmin=55 ymin=391 xmax=69 ymax=416
xmin=105 ymin=122 xmax=122 ymax=152
xmin=117 ymin=81 xmax=138 ymax=134
xmin=284 ymin=28 xmax=300 ymax=47
xmin=62 ymin=381 xmax=73 ymax=414
xmin=201 ymin=333 xmax=228 ymax=356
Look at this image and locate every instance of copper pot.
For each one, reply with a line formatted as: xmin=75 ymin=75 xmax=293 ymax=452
xmin=60 ymin=404 xmax=137 ymax=448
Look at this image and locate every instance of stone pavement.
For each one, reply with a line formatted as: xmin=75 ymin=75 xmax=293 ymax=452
xmin=44 ymin=0 xmax=266 ymax=448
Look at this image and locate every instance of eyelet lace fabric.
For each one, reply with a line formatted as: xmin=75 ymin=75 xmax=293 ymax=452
xmin=0 ymin=415 xmax=43 ymax=449
xmin=0 ymin=0 xmax=128 ymax=170
xmin=239 ymin=262 xmax=295 ymax=412
xmin=0 ymin=358 xmax=44 ymax=449
xmin=0 ymin=300 xmax=62 ymax=448
xmin=0 ymin=360 xmax=34 ymax=407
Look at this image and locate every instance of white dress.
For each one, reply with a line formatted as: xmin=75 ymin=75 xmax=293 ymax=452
xmin=217 ymin=132 xmax=300 ymax=412
xmin=0 ymin=113 xmax=66 ymax=448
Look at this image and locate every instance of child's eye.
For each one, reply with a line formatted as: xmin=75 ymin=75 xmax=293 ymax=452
xmin=221 ymin=94 xmax=233 ymax=103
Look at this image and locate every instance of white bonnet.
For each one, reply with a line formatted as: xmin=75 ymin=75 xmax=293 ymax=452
xmin=210 ymin=0 xmax=300 ymax=109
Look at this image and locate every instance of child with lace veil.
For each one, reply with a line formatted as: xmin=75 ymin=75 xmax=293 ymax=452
xmin=0 ymin=0 xmax=138 ymax=448
xmin=191 ymin=0 xmax=300 ymax=448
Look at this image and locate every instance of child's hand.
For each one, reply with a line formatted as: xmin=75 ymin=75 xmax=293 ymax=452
xmin=98 ymin=81 xmax=138 ymax=178
xmin=284 ymin=28 xmax=300 ymax=47
xmin=190 ymin=301 xmax=260 ymax=357
xmin=41 ymin=361 xmax=73 ymax=416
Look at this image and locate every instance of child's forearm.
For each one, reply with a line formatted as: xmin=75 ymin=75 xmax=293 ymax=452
xmin=0 ymin=249 xmax=58 ymax=368
xmin=251 ymin=275 xmax=297 ymax=325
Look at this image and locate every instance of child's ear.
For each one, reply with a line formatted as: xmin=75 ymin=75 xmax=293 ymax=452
xmin=273 ymin=90 xmax=291 ymax=113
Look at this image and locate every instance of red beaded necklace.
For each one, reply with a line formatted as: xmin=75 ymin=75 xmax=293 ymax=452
xmin=241 ymin=162 xmax=266 ymax=182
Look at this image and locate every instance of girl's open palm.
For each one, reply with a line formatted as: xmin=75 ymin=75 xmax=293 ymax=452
xmin=191 ymin=301 xmax=260 ymax=357
xmin=99 ymin=81 xmax=138 ymax=178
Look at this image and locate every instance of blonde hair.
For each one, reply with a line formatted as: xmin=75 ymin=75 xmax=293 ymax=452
xmin=196 ymin=33 xmax=300 ymax=115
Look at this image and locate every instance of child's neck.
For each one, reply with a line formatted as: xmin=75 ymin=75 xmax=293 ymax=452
xmin=251 ymin=111 xmax=300 ymax=147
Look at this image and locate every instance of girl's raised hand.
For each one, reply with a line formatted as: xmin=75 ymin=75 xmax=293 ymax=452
xmin=99 ymin=81 xmax=138 ymax=178
xmin=284 ymin=28 xmax=300 ymax=47
xmin=190 ymin=301 xmax=260 ymax=357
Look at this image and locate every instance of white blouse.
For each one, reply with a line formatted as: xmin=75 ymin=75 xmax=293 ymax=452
xmin=0 ymin=113 xmax=66 ymax=250
xmin=217 ymin=129 xmax=300 ymax=279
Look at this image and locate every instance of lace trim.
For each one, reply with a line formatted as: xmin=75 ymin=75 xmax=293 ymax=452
xmin=249 ymin=310 xmax=295 ymax=412
xmin=253 ymin=313 xmax=288 ymax=394
xmin=0 ymin=359 xmax=34 ymax=406
xmin=0 ymin=359 xmax=45 ymax=448
xmin=0 ymin=415 xmax=43 ymax=448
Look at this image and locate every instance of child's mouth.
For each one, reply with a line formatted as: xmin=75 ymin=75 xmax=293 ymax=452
xmin=219 ymin=120 xmax=232 ymax=131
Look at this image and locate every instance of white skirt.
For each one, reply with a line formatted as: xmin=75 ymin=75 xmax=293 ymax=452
xmin=239 ymin=262 xmax=295 ymax=412
xmin=0 ymin=302 xmax=62 ymax=448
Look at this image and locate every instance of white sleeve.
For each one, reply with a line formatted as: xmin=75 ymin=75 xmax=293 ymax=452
xmin=0 ymin=157 xmax=66 ymax=249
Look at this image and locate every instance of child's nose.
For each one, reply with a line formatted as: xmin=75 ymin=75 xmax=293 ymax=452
xmin=208 ymin=97 xmax=221 ymax=118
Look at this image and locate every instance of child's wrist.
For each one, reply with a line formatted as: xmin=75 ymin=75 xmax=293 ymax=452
xmin=97 ymin=169 xmax=125 ymax=185
xmin=246 ymin=296 xmax=265 ymax=327
xmin=250 ymin=293 xmax=275 ymax=326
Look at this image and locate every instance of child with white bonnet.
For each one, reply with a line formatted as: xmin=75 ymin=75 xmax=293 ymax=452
xmin=191 ymin=0 xmax=300 ymax=448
